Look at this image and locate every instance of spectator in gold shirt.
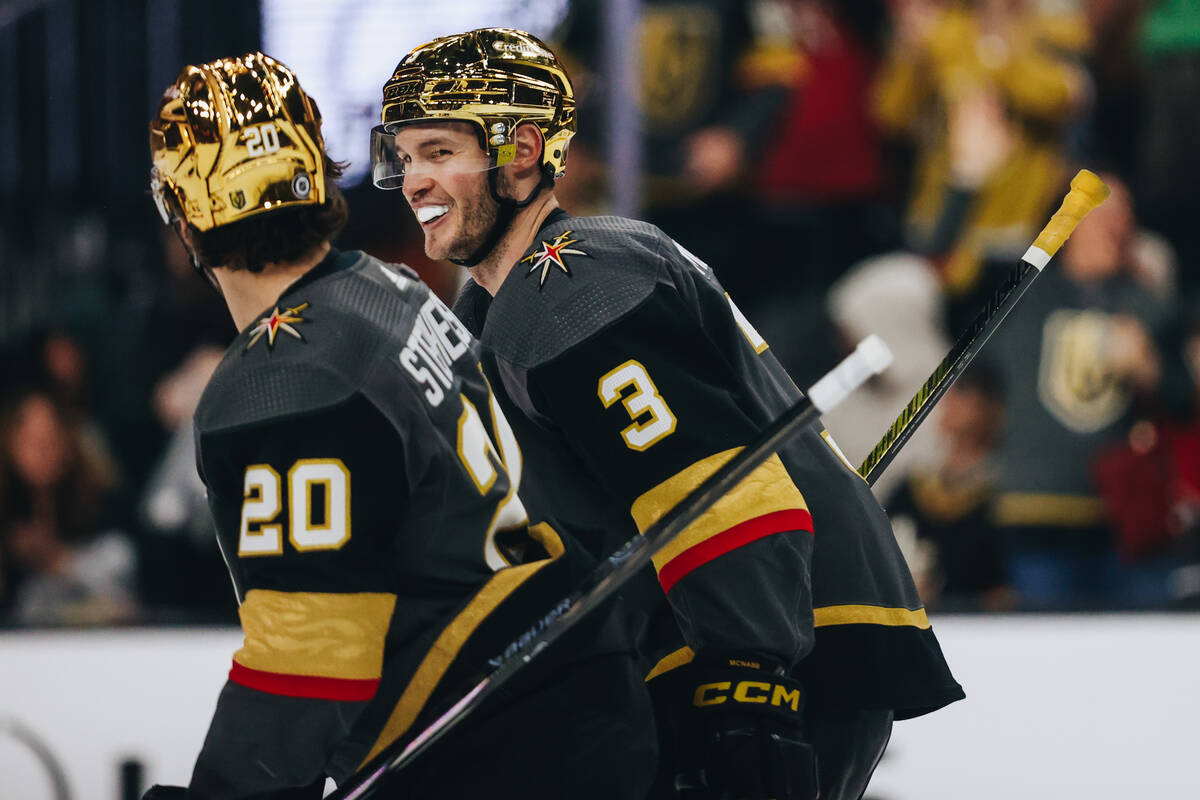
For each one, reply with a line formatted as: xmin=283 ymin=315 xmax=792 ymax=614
xmin=873 ymin=0 xmax=1090 ymax=300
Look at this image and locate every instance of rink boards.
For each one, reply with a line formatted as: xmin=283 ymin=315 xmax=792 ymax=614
xmin=1 ymin=615 xmax=1196 ymax=799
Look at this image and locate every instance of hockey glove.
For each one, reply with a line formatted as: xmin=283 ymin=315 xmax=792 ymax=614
xmin=649 ymin=653 xmax=818 ymax=800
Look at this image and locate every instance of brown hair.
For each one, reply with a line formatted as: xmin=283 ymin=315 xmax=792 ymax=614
xmin=184 ymin=156 xmax=350 ymax=272
xmin=0 ymin=386 xmax=116 ymax=542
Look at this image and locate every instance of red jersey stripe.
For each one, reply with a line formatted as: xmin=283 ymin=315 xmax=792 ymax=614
xmin=229 ymin=661 xmax=380 ymax=701
xmin=657 ymin=508 xmax=813 ymax=594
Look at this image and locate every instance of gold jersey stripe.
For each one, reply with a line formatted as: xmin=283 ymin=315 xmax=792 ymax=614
xmin=644 ymin=646 xmax=696 ymax=682
xmin=361 ymin=549 xmax=562 ymax=766
xmin=645 ymin=605 xmax=931 ymax=680
xmin=644 ymin=606 xmax=930 ymax=682
xmin=528 ymin=521 xmax=565 ymax=559
xmin=994 ymin=493 xmax=1105 ymax=526
xmin=814 ymin=604 xmax=930 ymax=630
xmin=234 ymin=590 xmax=397 ymax=680
xmin=630 ymin=448 xmax=808 ymax=573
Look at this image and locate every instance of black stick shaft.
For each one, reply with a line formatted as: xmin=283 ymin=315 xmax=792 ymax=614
xmin=858 ymin=259 xmax=1039 ymax=485
xmin=330 ymin=394 xmax=829 ymax=800
xmin=857 ymin=168 xmax=1111 ymax=485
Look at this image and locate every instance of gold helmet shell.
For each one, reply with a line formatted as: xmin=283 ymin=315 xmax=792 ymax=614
xmin=375 ymin=28 xmax=576 ymax=185
xmin=150 ymin=51 xmax=327 ymax=232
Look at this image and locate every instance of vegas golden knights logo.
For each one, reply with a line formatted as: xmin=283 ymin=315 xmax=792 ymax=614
xmin=247 ymin=302 xmax=309 ymax=350
xmin=639 ymin=8 xmax=720 ymax=135
xmin=1037 ymin=309 xmax=1130 ymax=433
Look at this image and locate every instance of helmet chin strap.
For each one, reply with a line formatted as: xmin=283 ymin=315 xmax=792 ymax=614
xmin=449 ymin=166 xmax=551 ymax=268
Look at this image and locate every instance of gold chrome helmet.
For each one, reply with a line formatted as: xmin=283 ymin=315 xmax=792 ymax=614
xmin=150 ymin=51 xmax=327 ymax=232
xmin=372 ymin=28 xmax=576 ymax=189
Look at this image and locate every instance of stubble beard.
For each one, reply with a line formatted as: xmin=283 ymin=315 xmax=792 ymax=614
xmin=428 ymin=173 xmax=505 ymax=263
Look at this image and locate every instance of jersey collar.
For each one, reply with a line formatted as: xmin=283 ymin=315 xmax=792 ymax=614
xmin=283 ymin=246 xmax=359 ymax=296
xmin=236 ymin=247 xmax=359 ymax=338
xmin=537 ymin=207 xmax=571 ymax=234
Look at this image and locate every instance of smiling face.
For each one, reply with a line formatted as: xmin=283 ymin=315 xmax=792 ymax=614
xmin=393 ymin=121 xmax=506 ymax=262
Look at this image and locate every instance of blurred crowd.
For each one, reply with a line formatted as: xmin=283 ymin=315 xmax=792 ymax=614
xmin=2 ymin=0 xmax=1199 ymax=626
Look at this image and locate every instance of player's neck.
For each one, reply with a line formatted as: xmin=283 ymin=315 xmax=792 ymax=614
xmin=468 ymin=193 xmax=560 ymax=296
xmin=214 ymin=241 xmax=332 ymax=332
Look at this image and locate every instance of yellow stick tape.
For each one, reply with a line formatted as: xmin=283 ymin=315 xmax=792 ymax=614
xmin=1031 ymin=169 xmax=1111 ymax=258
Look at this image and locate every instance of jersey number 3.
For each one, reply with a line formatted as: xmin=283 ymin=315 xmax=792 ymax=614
xmin=239 ymin=459 xmax=350 ymax=556
xmin=598 ymin=359 xmax=677 ymax=451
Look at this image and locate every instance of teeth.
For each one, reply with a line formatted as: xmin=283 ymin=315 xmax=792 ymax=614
xmin=416 ymin=205 xmax=449 ymax=224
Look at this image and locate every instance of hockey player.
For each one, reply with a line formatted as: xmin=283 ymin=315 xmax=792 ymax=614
xmin=371 ymin=28 xmax=964 ymax=800
xmin=144 ymin=52 xmax=657 ymax=799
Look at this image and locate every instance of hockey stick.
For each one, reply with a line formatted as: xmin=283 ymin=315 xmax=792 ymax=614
xmin=857 ymin=169 xmax=1110 ymax=486
xmin=329 ymin=335 xmax=894 ymax=800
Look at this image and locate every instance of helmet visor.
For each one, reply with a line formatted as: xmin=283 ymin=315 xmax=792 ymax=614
xmin=370 ymin=125 xmax=407 ymax=190
xmin=369 ymin=124 xmax=495 ymax=190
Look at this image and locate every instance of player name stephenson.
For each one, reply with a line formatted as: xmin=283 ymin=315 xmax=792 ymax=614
xmin=399 ymin=295 xmax=473 ymax=406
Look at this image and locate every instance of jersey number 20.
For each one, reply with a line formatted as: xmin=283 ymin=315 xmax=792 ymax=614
xmin=457 ymin=382 xmax=529 ymax=571
xmin=239 ymin=459 xmax=350 ymax=556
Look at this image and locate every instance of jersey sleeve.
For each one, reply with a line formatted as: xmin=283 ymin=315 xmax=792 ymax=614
xmin=524 ymin=285 xmax=815 ymax=667
xmin=189 ymin=392 xmax=419 ymax=797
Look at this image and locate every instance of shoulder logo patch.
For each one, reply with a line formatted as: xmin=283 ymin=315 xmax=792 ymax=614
xmin=521 ymin=230 xmax=587 ymax=287
xmin=247 ymin=302 xmax=309 ymax=350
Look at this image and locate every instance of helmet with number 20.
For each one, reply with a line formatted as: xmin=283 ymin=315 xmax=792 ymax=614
xmin=149 ymin=51 xmax=328 ymax=232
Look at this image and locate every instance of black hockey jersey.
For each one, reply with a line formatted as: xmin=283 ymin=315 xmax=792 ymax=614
xmin=189 ymin=248 xmax=620 ymax=796
xmin=455 ymin=211 xmax=964 ymax=718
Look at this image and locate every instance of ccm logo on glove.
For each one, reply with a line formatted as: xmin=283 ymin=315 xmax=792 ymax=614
xmin=693 ymin=680 xmax=802 ymax=710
